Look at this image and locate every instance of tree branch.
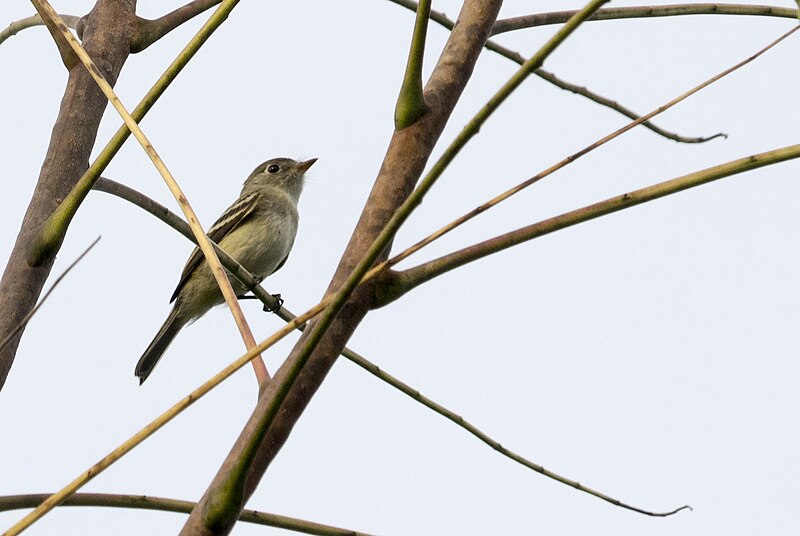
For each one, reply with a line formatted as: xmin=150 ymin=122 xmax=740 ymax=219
xmin=0 ymin=238 xmax=99 ymax=353
xmin=388 ymin=142 xmax=800 ymax=298
xmin=0 ymin=493 xmax=375 ymax=536
xmin=492 ymin=3 xmax=798 ymax=34
xmin=132 ymin=0 xmax=222 ymax=53
xmin=0 ymin=14 xmax=80 ymax=46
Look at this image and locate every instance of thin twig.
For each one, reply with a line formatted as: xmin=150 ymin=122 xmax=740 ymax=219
xmin=395 ymin=141 xmax=800 ymax=293
xmin=0 ymin=14 xmax=79 ymax=46
xmin=371 ymin=24 xmax=800 ymax=284
xmin=492 ymin=3 xmax=798 ymax=34
xmin=0 ymin=237 xmax=100 ymax=353
xmin=342 ymin=346 xmax=689 ymax=516
xmin=0 ymin=493 xmax=375 ymax=536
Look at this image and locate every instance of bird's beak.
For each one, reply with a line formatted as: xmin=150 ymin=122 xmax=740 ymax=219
xmin=296 ymin=158 xmax=317 ymax=173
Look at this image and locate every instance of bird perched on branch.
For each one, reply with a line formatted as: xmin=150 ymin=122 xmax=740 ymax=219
xmin=135 ymin=157 xmax=316 ymax=384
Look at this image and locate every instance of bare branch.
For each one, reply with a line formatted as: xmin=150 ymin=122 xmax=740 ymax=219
xmin=0 ymin=493 xmax=375 ymax=535
xmin=132 ymin=0 xmax=222 ymax=53
xmin=0 ymin=237 xmax=100 ymax=353
xmin=344 ymin=345 xmax=689 ymax=516
xmin=391 ymin=141 xmax=800 ymax=296
xmin=534 ymin=68 xmax=725 ymax=144
xmin=0 ymin=14 xmax=80 ymax=46
xmin=492 ymin=3 xmax=798 ymax=34
xmin=93 ymin=176 xmax=283 ymax=313
xmin=394 ymin=0 xmax=430 ymax=128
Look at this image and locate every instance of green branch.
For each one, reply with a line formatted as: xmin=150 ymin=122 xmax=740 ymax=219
xmin=392 ymin=142 xmax=800 ymax=296
xmin=394 ymin=0 xmax=430 ymax=129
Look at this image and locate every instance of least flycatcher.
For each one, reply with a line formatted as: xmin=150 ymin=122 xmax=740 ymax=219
xmin=135 ymin=157 xmax=316 ymax=384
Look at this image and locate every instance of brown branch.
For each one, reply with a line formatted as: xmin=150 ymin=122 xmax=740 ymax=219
xmin=0 ymin=14 xmax=80 ymax=46
xmin=132 ymin=0 xmax=222 ymax=53
xmin=0 ymin=0 xmax=136 ymax=391
xmin=492 ymin=3 xmax=798 ymax=34
xmin=179 ymin=2 xmax=504 ymax=535
xmin=0 ymin=493 xmax=375 ymax=536
xmin=387 ymin=0 xmax=721 ymax=144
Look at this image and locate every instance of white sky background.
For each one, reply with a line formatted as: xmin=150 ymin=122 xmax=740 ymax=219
xmin=1 ymin=1 xmax=799 ymax=534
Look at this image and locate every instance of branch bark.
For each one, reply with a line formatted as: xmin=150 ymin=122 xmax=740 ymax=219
xmin=0 ymin=493 xmax=375 ymax=535
xmin=0 ymin=0 xmax=136 ymax=390
xmin=179 ymin=2 xmax=504 ymax=534
xmin=132 ymin=0 xmax=222 ymax=52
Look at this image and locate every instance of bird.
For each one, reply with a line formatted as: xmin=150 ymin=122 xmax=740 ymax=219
xmin=135 ymin=157 xmax=316 ymax=384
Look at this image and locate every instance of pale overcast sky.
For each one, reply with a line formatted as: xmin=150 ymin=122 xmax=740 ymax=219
xmin=1 ymin=1 xmax=799 ymax=534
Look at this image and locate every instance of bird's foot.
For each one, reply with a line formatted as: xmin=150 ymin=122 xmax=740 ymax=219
xmin=263 ymin=293 xmax=284 ymax=314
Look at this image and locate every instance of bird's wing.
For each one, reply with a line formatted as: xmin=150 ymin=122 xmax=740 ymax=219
xmin=169 ymin=191 xmax=260 ymax=303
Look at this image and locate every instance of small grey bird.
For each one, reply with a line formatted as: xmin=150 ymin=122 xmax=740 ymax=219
xmin=135 ymin=157 xmax=316 ymax=384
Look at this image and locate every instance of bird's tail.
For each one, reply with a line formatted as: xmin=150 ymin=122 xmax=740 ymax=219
xmin=135 ymin=308 xmax=183 ymax=385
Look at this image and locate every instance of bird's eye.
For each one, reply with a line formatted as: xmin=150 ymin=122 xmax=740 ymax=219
xmin=267 ymin=164 xmax=280 ymax=174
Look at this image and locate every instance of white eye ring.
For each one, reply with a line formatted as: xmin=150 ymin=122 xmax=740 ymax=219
xmin=267 ymin=164 xmax=280 ymax=173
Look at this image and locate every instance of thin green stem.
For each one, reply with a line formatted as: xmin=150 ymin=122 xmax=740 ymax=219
xmin=396 ymin=142 xmax=800 ymax=293
xmin=394 ymin=0 xmax=430 ymax=129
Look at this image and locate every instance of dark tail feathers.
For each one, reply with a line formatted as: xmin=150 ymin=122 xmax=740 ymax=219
xmin=135 ymin=308 xmax=183 ymax=385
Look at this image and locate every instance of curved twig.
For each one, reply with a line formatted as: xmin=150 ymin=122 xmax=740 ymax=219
xmin=391 ymin=141 xmax=800 ymax=297
xmin=0 ymin=237 xmax=100 ymax=353
xmin=0 ymin=14 xmax=79 ymax=46
xmin=0 ymin=493 xmax=375 ymax=536
xmin=492 ymin=3 xmax=798 ymax=34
